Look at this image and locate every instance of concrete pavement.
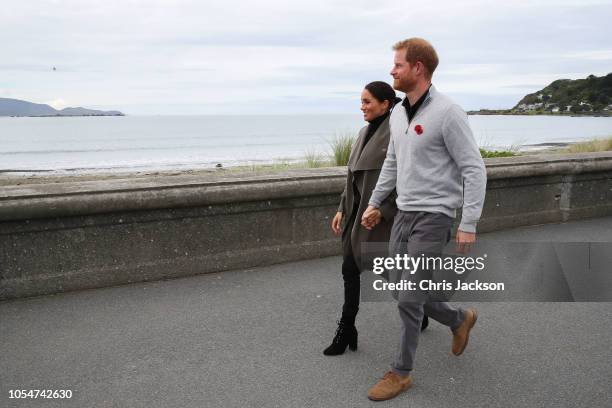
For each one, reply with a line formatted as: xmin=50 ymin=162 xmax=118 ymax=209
xmin=2 ymin=217 xmax=612 ymax=407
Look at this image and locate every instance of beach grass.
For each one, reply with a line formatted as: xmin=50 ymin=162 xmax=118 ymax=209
xmin=477 ymin=132 xmax=521 ymax=158
xmin=10 ymin=136 xmax=612 ymax=188
xmin=561 ymin=137 xmax=612 ymax=153
xmin=238 ymin=161 xmax=300 ymax=172
xmin=479 ymin=142 xmax=521 ymax=158
xmin=479 ymin=148 xmax=518 ymax=158
xmin=304 ymin=149 xmax=328 ymax=168
xmin=329 ymin=131 xmax=356 ymax=166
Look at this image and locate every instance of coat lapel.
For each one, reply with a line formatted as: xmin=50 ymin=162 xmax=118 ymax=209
xmin=351 ymin=116 xmax=391 ymax=171
xmin=347 ymin=126 xmax=367 ymax=169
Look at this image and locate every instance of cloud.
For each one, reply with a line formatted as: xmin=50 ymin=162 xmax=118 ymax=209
xmin=563 ymin=50 xmax=612 ymax=61
xmin=46 ymin=98 xmax=68 ymax=109
xmin=1 ymin=0 xmax=611 ymax=113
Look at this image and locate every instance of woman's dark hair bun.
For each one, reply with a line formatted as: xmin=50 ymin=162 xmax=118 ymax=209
xmin=365 ymin=81 xmax=399 ymax=107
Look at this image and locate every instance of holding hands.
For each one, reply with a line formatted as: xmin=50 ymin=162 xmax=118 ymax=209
xmin=361 ymin=205 xmax=382 ymax=230
xmin=332 ymin=205 xmax=383 ymax=234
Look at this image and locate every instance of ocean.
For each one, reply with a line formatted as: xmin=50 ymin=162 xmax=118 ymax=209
xmin=1 ymin=114 xmax=612 ymax=174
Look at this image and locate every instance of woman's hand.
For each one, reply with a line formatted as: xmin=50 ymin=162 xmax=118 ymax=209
xmin=361 ymin=206 xmax=382 ymax=230
xmin=331 ymin=212 xmax=343 ymax=236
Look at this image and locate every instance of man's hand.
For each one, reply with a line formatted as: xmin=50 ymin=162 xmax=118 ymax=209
xmin=455 ymin=230 xmax=476 ymax=254
xmin=361 ymin=205 xmax=382 ymax=230
xmin=331 ymin=212 xmax=343 ymax=236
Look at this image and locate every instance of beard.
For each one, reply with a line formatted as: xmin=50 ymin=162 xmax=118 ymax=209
xmin=393 ymin=76 xmax=417 ymax=93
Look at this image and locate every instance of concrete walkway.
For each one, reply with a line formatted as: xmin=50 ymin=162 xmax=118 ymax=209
xmin=2 ymin=217 xmax=612 ymax=407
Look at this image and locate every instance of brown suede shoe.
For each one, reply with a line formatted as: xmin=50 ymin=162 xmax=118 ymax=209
xmin=367 ymin=370 xmax=412 ymax=401
xmin=452 ymin=308 xmax=478 ymax=356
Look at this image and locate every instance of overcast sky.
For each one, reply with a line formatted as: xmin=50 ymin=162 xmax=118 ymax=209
xmin=1 ymin=0 xmax=611 ymax=114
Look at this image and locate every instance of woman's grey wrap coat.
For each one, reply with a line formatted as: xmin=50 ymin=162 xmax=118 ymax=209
xmin=338 ymin=115 xmax=397 ymax=268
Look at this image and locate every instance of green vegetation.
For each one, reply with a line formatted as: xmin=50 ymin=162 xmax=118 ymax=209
xmin=515 ymin=73 xmax=612 ymax=113
xmin=561 ymin=137 xmax=612 ymax=153
xmin=479 ymin=148 xmax=517 ymax=158
xmin=329 ymin=131 xmax=356 ymax=166
xmin=239 ymin=136 xmax=611 ymax=170
xmin=516 ymin=73 xmax=612 ymax=113
xmin=8 ymin=136 xmax=611 ymax=188
xmin=304 ymin=149 xmax=327 ymax=168
xmin=478 ymin=138 xmax=520 ymax=158
xmin=243 ymin=161 xmax=296 ymax=172
xmin=470 ymin=73 xmax=612 ymax=116
xmin=224 ymin=130 xmax=359 ymax=173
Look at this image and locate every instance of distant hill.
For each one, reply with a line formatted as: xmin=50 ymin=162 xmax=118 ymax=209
xmin=0 ymin=98 xmax=124 ymax=117
xmin=469 ymin=73 xmax=612 ymax=116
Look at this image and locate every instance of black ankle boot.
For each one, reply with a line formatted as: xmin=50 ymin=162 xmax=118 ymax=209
xmin=323 ymin=320 xmax=358 ymax=356
xmin=421 ymin=315 xmax=429 ymax=331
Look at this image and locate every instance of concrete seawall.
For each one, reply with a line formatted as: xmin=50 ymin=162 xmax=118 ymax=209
xmin=1 ymin=152 xmax=612 ymax=300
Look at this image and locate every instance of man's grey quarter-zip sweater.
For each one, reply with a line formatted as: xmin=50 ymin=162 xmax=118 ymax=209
xmin=368 ymin=85 xmax=487 ymax=233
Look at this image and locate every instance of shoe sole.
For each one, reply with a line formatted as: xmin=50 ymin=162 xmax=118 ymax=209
xmin=454 ymin=309 xmax=478 ymax=356
xmin=367 ymin=381 xmax=412 ymax=401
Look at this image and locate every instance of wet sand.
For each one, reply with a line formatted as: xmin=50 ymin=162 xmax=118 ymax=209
xmin=0 ymin=163 xmax=312 ymax=187
xmin=0 ymin=143 xmax=575 ymax=187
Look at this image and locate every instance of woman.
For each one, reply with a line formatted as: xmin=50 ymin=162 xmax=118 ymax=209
xmin=324 ymin=81 xmax=428 ymax=356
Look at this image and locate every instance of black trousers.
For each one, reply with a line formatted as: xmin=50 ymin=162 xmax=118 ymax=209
xmin=341 ymin=201 xmax=362 ymax=326
xmin=341 ymin=247 xmax=361 ymax=326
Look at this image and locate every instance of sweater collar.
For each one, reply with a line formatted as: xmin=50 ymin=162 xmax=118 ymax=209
xmin=402 ymin=84 xmax=434 ymax=122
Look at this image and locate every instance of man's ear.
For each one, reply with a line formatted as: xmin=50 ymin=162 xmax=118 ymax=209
xmin=415 ymin=61 xmax=425 ymax=76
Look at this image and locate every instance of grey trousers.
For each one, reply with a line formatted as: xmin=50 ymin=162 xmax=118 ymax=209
xmin=388 ymin=211 xmax=465 ymax=376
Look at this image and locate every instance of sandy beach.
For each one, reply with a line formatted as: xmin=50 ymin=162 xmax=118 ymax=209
xmin=0 ymin=144 xmax=576 ymax=187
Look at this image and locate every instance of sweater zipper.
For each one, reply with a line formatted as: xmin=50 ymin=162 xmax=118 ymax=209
xmin=405 ymin=96 xmax=432 ymax=133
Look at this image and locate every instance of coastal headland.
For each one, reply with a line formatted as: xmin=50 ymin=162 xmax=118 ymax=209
xmin=0 ymin=97 xmax=124 ymax=117
xmin=469 ymin=73 xmax=612 ymax=116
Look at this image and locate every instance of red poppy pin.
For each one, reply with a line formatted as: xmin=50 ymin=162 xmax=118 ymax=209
xmin=414 ymin=124 xmax=424 ymax=135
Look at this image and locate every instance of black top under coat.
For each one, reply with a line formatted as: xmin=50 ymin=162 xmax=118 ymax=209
xmin=363 ymin=111 xmax=389 ymax=149
xmin=402 ymin=85 xmax=431 ymax=123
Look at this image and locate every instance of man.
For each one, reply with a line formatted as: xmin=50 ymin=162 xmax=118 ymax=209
xmin=361 ymin=38 xmax=487 ymax=401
